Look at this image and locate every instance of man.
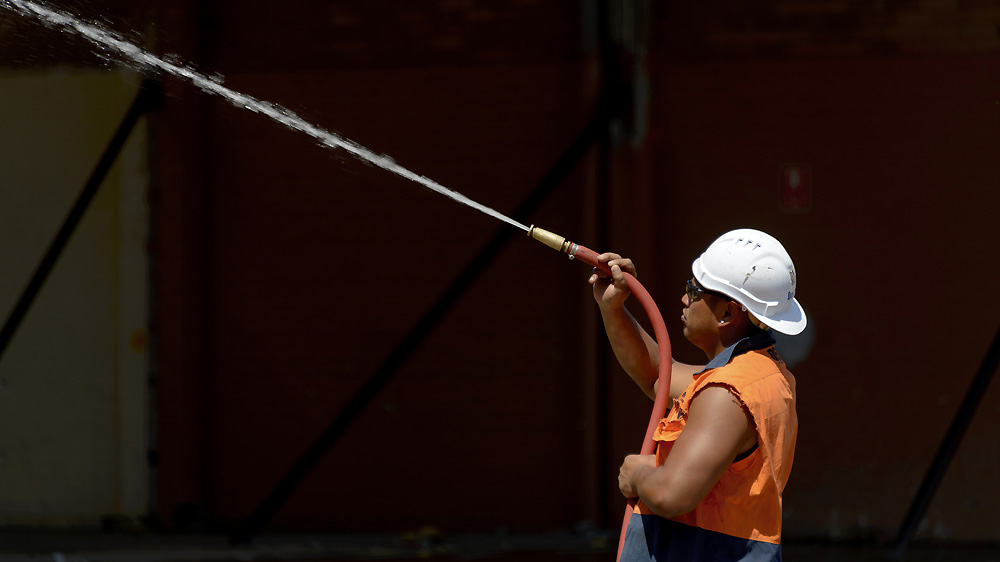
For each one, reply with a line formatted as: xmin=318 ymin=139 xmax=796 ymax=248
xmin=589 ymin=229 xmax=806 ymax=561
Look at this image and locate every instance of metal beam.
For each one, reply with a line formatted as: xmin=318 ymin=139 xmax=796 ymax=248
xmin=887 ymin=326 xmax=1000 ymax=559
xmin=0 ymin=78 xmax=162 ymax=363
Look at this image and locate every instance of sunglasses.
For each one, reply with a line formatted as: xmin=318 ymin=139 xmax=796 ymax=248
xmin=686 ymin=279 xmax=725 ymax=303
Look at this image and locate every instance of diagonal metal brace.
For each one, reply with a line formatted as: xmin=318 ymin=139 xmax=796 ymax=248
xmin=886 ymin=325 xmax=1000 ymax=560
xmin=0 ymin=77 xmax=162 ymax=363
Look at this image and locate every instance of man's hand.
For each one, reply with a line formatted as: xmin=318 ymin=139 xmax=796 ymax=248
xmin=589 ymin=253 xmax=637 ymax=310
xmin=618 ymin=454 xmax=656 ymax=498
xmin=619 ymin=386 xmax=758 ymax=518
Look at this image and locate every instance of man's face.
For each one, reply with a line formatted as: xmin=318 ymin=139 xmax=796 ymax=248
xmin=681 ymin=278 xmax=727 ymax=351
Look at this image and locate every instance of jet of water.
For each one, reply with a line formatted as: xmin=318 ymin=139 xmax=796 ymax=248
xmin=2 ymin=0 xmax=530 ymax=232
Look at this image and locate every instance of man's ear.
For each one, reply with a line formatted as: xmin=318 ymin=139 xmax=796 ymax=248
xmin=720 ymin=300 xmax=746 ymax=325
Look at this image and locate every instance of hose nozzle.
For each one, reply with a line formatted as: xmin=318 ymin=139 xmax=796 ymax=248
xmin=528 ymin=225 xmax=572 ymax=254
xmin=528 ymin=225 xmax=602 ymax=268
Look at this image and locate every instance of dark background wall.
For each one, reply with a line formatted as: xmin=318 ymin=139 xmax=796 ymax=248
xmin=2 ymin=0 xmax=999 ymax=546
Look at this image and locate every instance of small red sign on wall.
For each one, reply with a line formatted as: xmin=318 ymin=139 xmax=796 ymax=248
xmin=779 ymin=164 xmax=812 ymax=213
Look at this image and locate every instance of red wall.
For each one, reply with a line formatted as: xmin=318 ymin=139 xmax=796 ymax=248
xmin=147 ymin=0 xmax=1000 ymax=542
xmin=151 ymin=0 xmax=609 ymax=533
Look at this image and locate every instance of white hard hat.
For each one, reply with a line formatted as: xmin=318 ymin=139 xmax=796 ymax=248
xmin=691 ymin=228 xmax=807 ymax=336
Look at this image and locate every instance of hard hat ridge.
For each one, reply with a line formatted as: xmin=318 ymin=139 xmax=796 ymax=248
xmin=691 ymin=228 xmax=807 ymax=336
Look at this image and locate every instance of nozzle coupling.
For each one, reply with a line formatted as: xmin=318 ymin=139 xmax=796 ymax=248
xmin=528 ymin=225 xmax=577 ymax=258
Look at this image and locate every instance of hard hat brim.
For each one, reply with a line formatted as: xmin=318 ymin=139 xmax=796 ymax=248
xmin=756 ymin=298 xmax=808 ymax=336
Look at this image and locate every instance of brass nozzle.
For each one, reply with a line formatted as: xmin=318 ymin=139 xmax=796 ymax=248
xmin=528 ymin=225 xmax=572 ymax=253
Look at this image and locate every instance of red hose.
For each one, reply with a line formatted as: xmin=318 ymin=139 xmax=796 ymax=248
xmin=570 ymin=245 xmax=673 ymax=561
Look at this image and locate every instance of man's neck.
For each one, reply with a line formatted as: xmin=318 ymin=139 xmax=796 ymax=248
xmin=705 ymin=331 xmax=747 ymax=361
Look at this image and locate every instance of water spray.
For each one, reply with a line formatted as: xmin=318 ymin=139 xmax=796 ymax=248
xmin=528 ymin=225 xmax=672 ymax=561
xmin=1 ymin=0 xmax=527 ymax=233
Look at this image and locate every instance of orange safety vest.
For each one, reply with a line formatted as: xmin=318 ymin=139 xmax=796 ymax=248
xmin=621 ymin=342 xmax=797 ymax=561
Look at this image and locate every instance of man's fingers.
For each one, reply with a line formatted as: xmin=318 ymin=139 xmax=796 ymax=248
xmin=602 ymin=258 xmax=636 ymax=277
xmin=611 ymin=264 xmax=628 ymax=286
xmin=614 ymin=258 xmax=636 ymax=277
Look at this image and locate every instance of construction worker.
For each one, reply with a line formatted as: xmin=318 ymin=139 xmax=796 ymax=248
xmin=590 ymin=229 xmax=806 ymax=561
